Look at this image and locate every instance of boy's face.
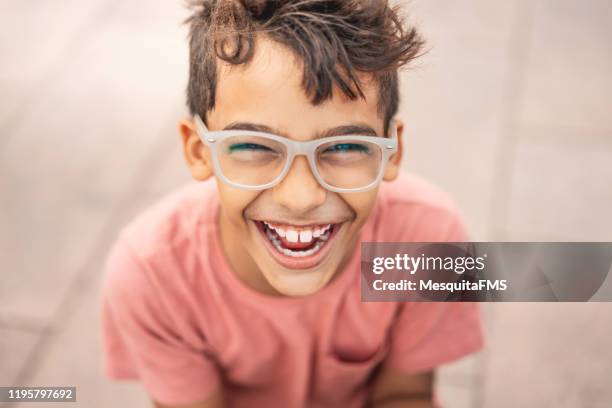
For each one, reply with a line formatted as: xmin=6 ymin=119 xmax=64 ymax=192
xmin=181 ymin=38 xmax=403 ymax=297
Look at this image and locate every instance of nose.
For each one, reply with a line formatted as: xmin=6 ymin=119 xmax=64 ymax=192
xmin=272 ymin=156 xmax=326 ymax=213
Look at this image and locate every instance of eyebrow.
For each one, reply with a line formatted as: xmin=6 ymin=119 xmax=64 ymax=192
xmin=222 ymin=122 xmax=379 ymax=138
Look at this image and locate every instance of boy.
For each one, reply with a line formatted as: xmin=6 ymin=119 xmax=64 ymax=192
xmin=101 ymin=1 xmax=484 ymax=407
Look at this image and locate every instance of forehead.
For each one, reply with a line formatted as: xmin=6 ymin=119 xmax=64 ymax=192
xmin=209 ymin=37 xmax=383 ymax=136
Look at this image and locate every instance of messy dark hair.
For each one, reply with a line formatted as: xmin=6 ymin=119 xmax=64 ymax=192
xmin=186 ymin=0 xmax=425 ymax=134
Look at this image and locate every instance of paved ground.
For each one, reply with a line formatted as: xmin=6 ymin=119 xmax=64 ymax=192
xmin=1 ymin=1 xmax=611 ymax=407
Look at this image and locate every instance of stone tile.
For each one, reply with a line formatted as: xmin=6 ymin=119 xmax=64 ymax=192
xmin=436 ymin=380 xmax=474 ymax=408
xmin=9 ymin=122 xmax=192 ymax=408
xmin=126 ymin=124 xmax=193 ymax=206
xmin=0 ymin=0 xmax=108 ymax=124
xmin=0 ymin=328 xmax=42 ymax=387
xmin=18 ymin=274 xmax=150 ymax=408
xmin=481 ymin=303 xmax=612 ymax=408
xmin=406 ymin=0 xmax=523 ymax=62
xmin=5 ymin=122 xmax=189 ymax=408
xmin=399 ymin=59 xmax=505 ymax=240
xmin=0 ymin=1 xmax=191 ymax=127
xmin=436 ymin=353 xmax=482 ymax=387
xmin=503 ymin=138 xmax=612 ymax=241
xmin=517 ymin=0 xmax=612 ymax=132
xmin=0 ymin=1 xmax=104 ymax=79
xmin=0 ymin=0 xmax=188 ymax=322
xmin=516 ymin=124 xmax=612 ymax=146
xmin=398 ymin=0 xmax=527 ymax=240
xmin=0 ymin=77 xmax=31 ymax=134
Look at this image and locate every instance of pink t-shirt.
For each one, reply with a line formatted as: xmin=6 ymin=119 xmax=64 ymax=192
xmin=101 ymin=173 xmax=484 ymax=407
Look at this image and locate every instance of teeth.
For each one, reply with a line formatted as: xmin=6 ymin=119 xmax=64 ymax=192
xmin=286 ymin=230 xmax=299 ymax=243
xmin=262 ymin=221 xmax=335 ymax=256
xmin=299 ymin=230 xmax=313 ymax=243
xmin=281 ymin=248 xmax=295 ymax=257
xmin=272 ymin=238 xmax=324 ymax=258
xmin=315 ymin=225 xmax=331 ymax=237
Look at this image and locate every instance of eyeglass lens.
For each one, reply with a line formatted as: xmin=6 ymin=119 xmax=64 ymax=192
xmin=217 ymin=135 xmax=383 ymax=190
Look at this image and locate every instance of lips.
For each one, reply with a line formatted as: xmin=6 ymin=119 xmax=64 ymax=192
xmin=254 ymin=220 xmax=341 ymax=270
xmin=263 ymin=221 xmax=333 ymax=249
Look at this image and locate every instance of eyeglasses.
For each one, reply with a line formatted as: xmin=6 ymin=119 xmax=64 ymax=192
xmin=193 ymin=114 xmax=398 ymax=193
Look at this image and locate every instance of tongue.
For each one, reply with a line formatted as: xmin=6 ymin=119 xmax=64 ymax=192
xmin=280 ymin=236 xmax=318 ymax=250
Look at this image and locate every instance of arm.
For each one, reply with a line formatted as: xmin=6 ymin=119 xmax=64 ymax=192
xmin=153 ymin=389 xmax=224 ymax=408
xmin=101 ymin=239 xmax=223 ymax=407
xmin=368 ymin=369 xmax=435 ymax=408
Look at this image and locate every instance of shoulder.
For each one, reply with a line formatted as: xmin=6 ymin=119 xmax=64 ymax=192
xmin=102 ymin=178 xmax=218 ymax=304
xmin=103 ymin=178 xmax=217 ymax=320
xmin=378 ymin=172 xmax=458 ymax=212
xmin=371 ymin=172 xmax=469 ymax=241
xmin=118 ymin=178 xmax=218 ymax=259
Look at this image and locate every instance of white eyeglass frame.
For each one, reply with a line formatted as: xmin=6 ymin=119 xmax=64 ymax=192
xmin=193 ymin=114 xmax=398 ymax=193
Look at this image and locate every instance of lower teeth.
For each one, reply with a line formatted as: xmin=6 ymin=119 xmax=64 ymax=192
xmin=265 ymin=227 xmax=330 ymax=258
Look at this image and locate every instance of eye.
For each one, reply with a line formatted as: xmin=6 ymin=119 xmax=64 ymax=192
xmin=228 ymin=143 xmax=275 ymax=153
xmin=323 ymin=143 xmax=370 ymax=154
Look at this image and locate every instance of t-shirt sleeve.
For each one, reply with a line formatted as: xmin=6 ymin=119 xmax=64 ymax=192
xmin=100 ymin=235 xmax=221 ymax=405
xmin=382 ymin=206 xmax=485 ymax=373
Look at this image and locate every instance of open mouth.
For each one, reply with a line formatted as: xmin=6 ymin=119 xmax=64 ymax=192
xmin=254 ymin=220 xmax=341 ymax=270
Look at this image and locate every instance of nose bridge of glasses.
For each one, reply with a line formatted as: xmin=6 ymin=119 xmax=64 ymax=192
xmin=288 ymin=138 xmax=319 ymax=157
xmin=284 ymin=140 xmax=321 ymax=179
xmin=281 ymin=140 xmax=323 ymax=187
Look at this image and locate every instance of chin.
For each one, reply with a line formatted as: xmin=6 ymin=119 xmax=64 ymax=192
xmin=263 ymin=265 xmax=335 ymax=297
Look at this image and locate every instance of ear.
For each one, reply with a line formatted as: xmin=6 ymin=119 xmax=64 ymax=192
xmin=179 ymin=118 xmax=214 ymax=181
xmin=383 ymin=119 xmax=404 ymax=182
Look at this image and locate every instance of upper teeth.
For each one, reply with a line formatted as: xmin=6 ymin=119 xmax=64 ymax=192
xmin=263 ymin=222 xmax=332 ymax=243
xmin=286 ymin=230 xmax=299 ymax=243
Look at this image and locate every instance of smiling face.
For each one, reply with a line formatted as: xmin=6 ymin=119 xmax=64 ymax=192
xmin=181 ymin=38 xmax=403 ymax=297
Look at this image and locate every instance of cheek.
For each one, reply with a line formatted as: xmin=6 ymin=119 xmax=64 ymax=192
xmin=341 ymin=190 xmax=379 ymax=226
xmin=217 ymin=184 xmax=259 ymax=224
